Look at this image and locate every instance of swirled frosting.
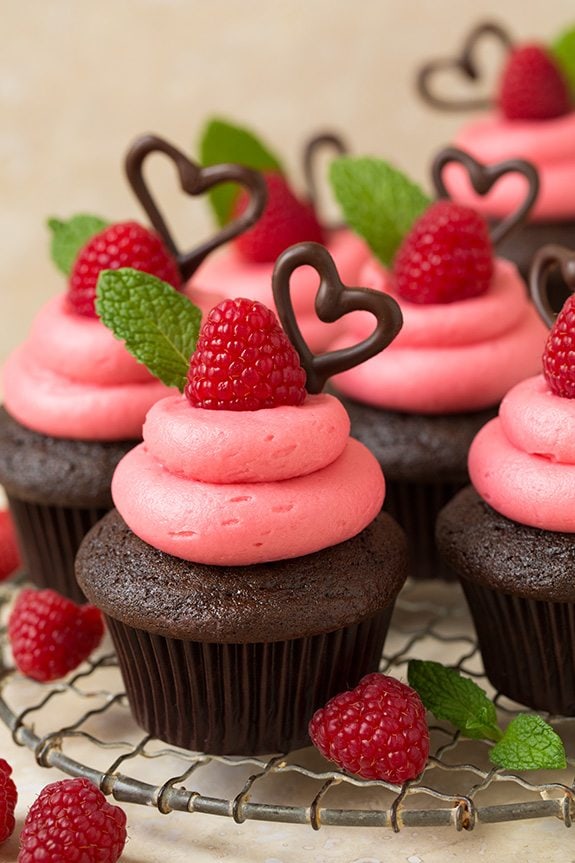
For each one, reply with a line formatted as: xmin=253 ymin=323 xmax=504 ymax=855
xmin=112 ymin=392 xmax=385 ymax=565
xmin=469 ymin=374 xmax=575 ymax=531
xmin=3 ymin=293 xmax=173 ymax=440
xmin=331 ymin=257 xmax=548 ymax=414
xmin=446 ymin=112 xmax=575 ymax=220
xmin=184 ymin=229 xmax=369 ymax=351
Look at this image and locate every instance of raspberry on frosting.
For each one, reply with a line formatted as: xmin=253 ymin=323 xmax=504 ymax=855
xmin=499 ymin=44 xmax=571 ymax=122
xmin=542 ymin=294 xmax=575 ymax=398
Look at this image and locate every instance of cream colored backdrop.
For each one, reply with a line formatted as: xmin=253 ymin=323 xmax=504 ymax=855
xmin=2 ymin=0 xmax=574 ymax=365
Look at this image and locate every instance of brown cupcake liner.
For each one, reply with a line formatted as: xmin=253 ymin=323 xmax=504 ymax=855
xmin=106 ymin=605 xmax=395 ymax=755
xmin=7 ymin=496 xmax=109 ymax=604
xmin=461 ymin=579 xmax=575 ymax=715
xmin=384 ymin=479 xmax=462 ymax=580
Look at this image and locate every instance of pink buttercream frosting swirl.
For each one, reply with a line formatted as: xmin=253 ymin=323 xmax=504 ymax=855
xmin=3 ymin=293 xmax=173 ymax=440
xmin=469 ymin=374 xmax=575 ymax=532
xmin=331 ymin=257 xmax=548 ymax=414
xmin=446 ymin=112 xmax=575 ymax=220
xmin=112 ymin=393 xmax=385 ymax=565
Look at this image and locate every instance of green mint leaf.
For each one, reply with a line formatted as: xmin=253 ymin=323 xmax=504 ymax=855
xmin=329 ymin=156 xmax=430 ymax=266
xmin=551 ymin=27 xmax=575 ymax=98
xmin=490 ymin=714 xmax=567 ymax=771
xmin=96 ymin=268 xmax=201 ymax=391
xmin=199 ymin=117 xmax=283 ymax=226
xmin=408 ymin=660 xmax=502 ymax=742
xmin=47 ymin=214 xmax=109 ymax=276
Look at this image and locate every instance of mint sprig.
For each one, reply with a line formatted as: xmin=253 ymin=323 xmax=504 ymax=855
xmin=48 ymin=214 xmax=109 ymax=275
xmin=490 ymin=714 xmax=567 ymax=771
xmin=200 ymin=117 xmax=283 ymax=226
xmin=551 ymin=26 xmax=575 ymax=98
xmin=408 ymin=660 xmax=568 ymax=772
xmin=408 ymin=660 xmax=501 ymax=742
xmin=96 ymin=269 xmax=201 ymax=390
xmin=330 ymin=157 xmax=430 ymax=267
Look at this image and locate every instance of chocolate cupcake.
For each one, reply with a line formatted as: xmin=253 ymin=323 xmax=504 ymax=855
xmin=76 ymin=241 xmax=408 ymax=755
xmin=329 ymin=152 xmax=546 ymax=579
xmin=437 ymin=245 xmax=575 ymax=714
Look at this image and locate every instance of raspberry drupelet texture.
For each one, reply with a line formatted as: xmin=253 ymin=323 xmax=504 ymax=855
xmin=185 ymin=297 xmax=307 ymax=411
xmin=233 ymin=172 xmax=324 ymax=263
xmin=499 ymin=44 xmax=571 ymax=121
xmin=8 ymin=589 xmax=104 ymax=682
xmin=393 ymin=200 xmax=493 ymax=305
xmin=543 ymin=294 xmax=575 ymax=398
xmin=18 ymin=778 xmax=127 ymax=863
xmin=309 ymin=673 xmax=429 ymax=784
xmin=68 ymin=221 xmax=180 ymax=317
xmin=0 ymin=510 xmax=21 ymax=583
xmin=0 ymin=759 xmax=17 ymax=846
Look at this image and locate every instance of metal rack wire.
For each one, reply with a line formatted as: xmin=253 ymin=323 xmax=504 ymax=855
xmin=0 ymin=579 xmax=573 ymax=832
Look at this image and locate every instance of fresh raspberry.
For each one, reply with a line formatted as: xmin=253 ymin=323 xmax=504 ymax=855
xmin=0 ymin=759 xmax=17 ymax=846
xmin=8 ymin=589 xmax=104 ymax=682
xmin=185 ymin=297 xmax=307 ymax=411
xmin=18 ymin=777 xmax=126 ymax=863
xmin=543 ymin=294 xmax=575 ymax=398
xmin=393 ymin=200 xmax=493 ymax=304
xmin=309 ymin=673 xmax=429 ymax=784
xmin=233 ymin=172 xmax=325 ymax=263
xmin=0 ymin=510 xmax=21 ymax=582
xmin=68 ymin=220 xmax=180 ymax=317
xmin=499 ymin=44 xmax=571 ymax=121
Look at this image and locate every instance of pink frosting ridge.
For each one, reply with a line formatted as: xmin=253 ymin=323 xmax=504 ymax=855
xmin=184 ymin=229 xmax=370 ymax=350
xmin=3 ymin=293 xmax=174 ymax=440
xmin=112 ymin=393 xmax=385 ymax=565
xmin=446 ymin=112 xmax=575 ymax=220
xmin=332 ymin=257 xmax=548 ymax=414
xmin=469 ymin=374 xmax=575 ymax=532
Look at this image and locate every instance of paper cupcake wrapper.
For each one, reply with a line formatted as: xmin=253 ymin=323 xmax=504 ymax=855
xmin=384 ymin=479 xmax=462 ymax=580
xmin=461 ymin=579 xmax=575 ymax=716
xmin=106 ymin=605 xmax=395 ymax=755
xmin=7 ymin=496 xmax=109 ymax=604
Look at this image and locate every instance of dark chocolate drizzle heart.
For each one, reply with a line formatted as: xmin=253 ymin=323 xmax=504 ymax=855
xmin=272 ymin=242 xmax=402 ymax=394
xmin=432 ymin=146 xmax=539 ymax=246
xmin=417 ymin=21 xmax=514 ymax=112
xmin=125 ymin=134 xmax=267 ymax=281
xmin=530 ymin=244 xmax=575 ymax=328
xmin=302 ymin=132 xmax=348 ymax=229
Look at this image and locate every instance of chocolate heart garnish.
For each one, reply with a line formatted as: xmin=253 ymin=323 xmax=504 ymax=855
xmin=417 ymin=21 xmax=514 ymax=111
xmin=432 ymin=146 xmax=539 ymax=246
xmin=530 ymin=245 xmax=575 ymax=328
xmin=302 ymin=132 xmax=348 ymax=230
xmin=272 ymin=242 xmax=402 ymax=393
xmin=125 ymin=134 xmax=267 ymax=281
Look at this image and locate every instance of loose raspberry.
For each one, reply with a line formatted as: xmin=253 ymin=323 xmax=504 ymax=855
xmin=393 ymin=200 xmax=493 ymax=304
xmin=233 ymin=172 xmax=325 ymax=263
xmin=499 ymin=44 xmax=571 ymax=121
xmin=0 ymin=759 xmax=17 ymax=846
xmin=309 ymin=673 xmax=429 ymax=784
xmin=0 ymin=510 xmax=21 ymax=582
xmin=186 ymin=297 xmax=307 ymax=411
xmin=18 ymin=777 xmax=126 ymax=863
xmin=543 ymin=294 xmax=575 ymax=398
xmin=68 ymin=221 xmax=180 ymax=317
xmin=8 ymin=589 xmax=104 ymax=682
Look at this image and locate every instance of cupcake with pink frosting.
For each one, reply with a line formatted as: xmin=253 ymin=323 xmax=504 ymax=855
xmin=76 ymin=242 xmax=408 ymax=755
xmin=328 ymin=153 xmax=548 ymax=579
xmin=417 ymin=21 xmax=575 ymax=295
xmin=437 ymin=245 xmax=575 ymax=714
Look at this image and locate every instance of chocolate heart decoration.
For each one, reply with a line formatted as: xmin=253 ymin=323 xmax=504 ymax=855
xmin=272 ymin=242 xmax=402 ymax=393
xmin=432 ymin=146 xmax=539 ymax=246
xmin=302 ymin=132 xmax=348 ymax=229
xmin=417 ymin=21 xmax=514 ymax=111
xmin=530 ymin=245 xmax=575 ymax=328
xmin=125 ymin=134 xmax=267 ymax=281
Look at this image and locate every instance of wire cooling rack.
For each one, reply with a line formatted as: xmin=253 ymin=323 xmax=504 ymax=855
xmin=0 ymin=579 xmax=573 ymax=833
